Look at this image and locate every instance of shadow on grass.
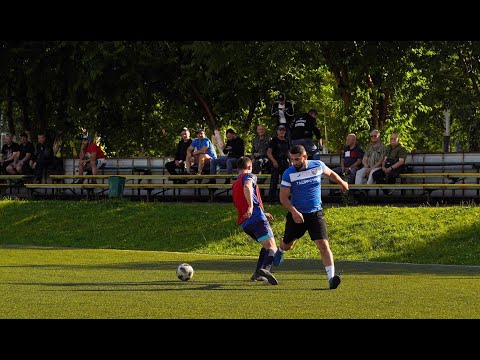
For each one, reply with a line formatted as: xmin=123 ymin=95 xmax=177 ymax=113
xmin=2 ymin=255 xmax=479 ymax=276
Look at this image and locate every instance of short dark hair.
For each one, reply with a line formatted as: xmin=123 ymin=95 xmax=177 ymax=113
xmin=236 ymin=156 xmax=252 ymax=170
xmin=226 ymin=128 xmax=236 ymax=135
xmin=19 ymin=132 xmax=28 ymax=137
xmin=290 ymin=145 xmax=307 ymax=155
xmin=308 ymin=109 xmax=318 ymax=117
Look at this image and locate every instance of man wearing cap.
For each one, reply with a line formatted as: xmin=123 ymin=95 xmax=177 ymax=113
xmin=165 ymin=127 xmax=193 ymax=183
xmin=185 ymin=128 xmax=217 ymax=175
xmin=271 ymin=92 xmax=295 ymax=140
xmin=290 ymin=109 xmax=322 ymax=160
xmin=6 ymin=132 xmax=35 ymax=175
xmin=76 ymin=135 xmax=107 ymax=183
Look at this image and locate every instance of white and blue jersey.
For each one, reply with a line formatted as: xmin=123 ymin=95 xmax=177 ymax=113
xmin=280 ymin=160 xmax=326 ymax=213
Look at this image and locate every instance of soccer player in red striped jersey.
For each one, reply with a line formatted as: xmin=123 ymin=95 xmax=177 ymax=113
xmin=232 ymin=156 xmax=279 ymax=285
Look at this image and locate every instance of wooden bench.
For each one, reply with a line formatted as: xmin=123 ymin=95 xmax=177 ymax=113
xmin=0 ymin=175 xmax=35 ymax=195
xmin=400 ymin=172 xmax=480 ymax=184
xmin=405 ymin=162 xmax=480 ymax=173
xmin=25 ymin=180 xmax=287 ymax=201
xmin=24 ymin=181 xmax=480 ymax=203
xmin=97 ymin=166 xmax=166 ymax=175
xmin=24 ymin=183 xmax=109 ymax=199
xmin=345 ymin=183 xmax=480 ymax=203
xmin=49 ymin=174 xmax=272 ymax=185
xmin=47 ymin=174 xmax=272 ymax=200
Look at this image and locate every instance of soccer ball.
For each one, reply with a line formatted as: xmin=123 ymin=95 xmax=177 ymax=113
xmin=176 ymin=263 xmax=194 ymax=281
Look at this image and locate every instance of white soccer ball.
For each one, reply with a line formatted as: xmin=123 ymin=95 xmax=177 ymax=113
xmin=176 ymin=263 xmax=194 ymax=281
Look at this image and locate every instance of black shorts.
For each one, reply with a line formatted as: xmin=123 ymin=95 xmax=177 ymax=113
xmin=283 ymin=210 xmax=328 ymax=244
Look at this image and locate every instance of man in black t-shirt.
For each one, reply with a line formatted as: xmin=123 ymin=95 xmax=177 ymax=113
xmin=267 ymin=125 xmax=291 ymax=203
xmin=30 ymin=133 xmax=54 ymax=183
xmin=0 ymin=133 xmax=20 ymax=175
xmin=290 ymin=109 xmax=322 ymax=160
xmin=7 ymin=132 xmax=35 ymax=175
xmin=165 ymin=127 xmax=193 ymax=183
xmin=209 ymin=128 xmax=245 ymax=184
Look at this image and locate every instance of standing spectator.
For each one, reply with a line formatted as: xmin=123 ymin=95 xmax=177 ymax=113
xmin=273 ymin=145 xmax=348 ymax=290
xmin=372 ymin=132 xmax=408 ymax=194
xmin=250 ymin=124 xmax=272 ymax=174
xmin=75 ymin=135 xmax=107 ymax=184
xmin=329 ymin=133 xmax=364 ymax=192
xmin=0 ymin=133 xmax=20 ymax=175
xmin=209 ymin=128 xmax=245 ymax=183
xmin=232 ymin=156 xmax=278 ymax=285
xmin=165 ymin=127 xmax=193 ymax=183
xmin=7 ymin=132 xmax=35 ymax=175
xmin=355 ymin=129 xmax=387 ymax=184
xmin=185 ymin=129 xmax=217 ymax=175
xmin=267 ymin=124 xmax=291 ymax=203
xmin=29 ymin=133 xmax=54 ymax=183
xmin=290 ymin=109 xmax=322 ymax=160
xmin=271 ymin=92 xmax=295 ymax=140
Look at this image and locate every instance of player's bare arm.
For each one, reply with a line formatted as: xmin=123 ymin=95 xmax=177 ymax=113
xmin=324 ymin=166 xmax=349 ymax=192
xmin=243 ymin=178 xmax=254 ymax=219
xmin=280 ymin=187 xmax=304 ymax=223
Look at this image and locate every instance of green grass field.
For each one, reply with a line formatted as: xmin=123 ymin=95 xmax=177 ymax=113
xmin=1 ymin=199 xmax=480 ymax=319
xmin=1 ymin=247 xmax=479 ymax=319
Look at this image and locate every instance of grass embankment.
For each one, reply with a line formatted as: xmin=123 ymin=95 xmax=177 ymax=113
xmin=1 ymin=199 xmax=479 ymax=266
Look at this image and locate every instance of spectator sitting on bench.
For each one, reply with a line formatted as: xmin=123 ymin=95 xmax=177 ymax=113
xmin=372 ymin=132 xmax=407 ymax=195
xmin=6 ymin=132 xmax=35 ymax=176
xmin=250 ymin=124 xmax=272 ymax=175
xmin=165 ymin=127 xmax=193 ymax=184
xmin=0 ymin=133 xmax=20 ymax=175
xmin=185 ymin=128 xmax=217 ymax=175
xmin=209 ymin=128 xmax=245 ymax=184
xmin=354 ymin=129 xmax=387 ymax=185
xmin=329 ymin=133 xmax=364 ymax=194
xmin=75 ymin=135 xmax=107 ymax=184
xmin=29 ymin=133 xmax=54 ymax=184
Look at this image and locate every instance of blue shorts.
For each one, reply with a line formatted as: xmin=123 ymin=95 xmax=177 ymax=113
xmin=242 ymin=220 xmax=274 ymax=243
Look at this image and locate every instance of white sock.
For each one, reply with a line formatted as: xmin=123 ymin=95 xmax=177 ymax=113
xmin=325 ymin=265 xmax=335 ymax=280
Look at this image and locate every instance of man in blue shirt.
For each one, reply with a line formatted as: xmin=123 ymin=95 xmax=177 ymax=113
xmin=185 ymin=128 xmax=217 ymax=175
xmin=273 ymin=145 xmax=348 ymax=289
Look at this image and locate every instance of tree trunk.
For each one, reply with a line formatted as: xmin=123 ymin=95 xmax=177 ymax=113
xmin=190 ymin=83 xmax=225 ymax=155
xmin=6 ymin=79 xmax=15 ymax=135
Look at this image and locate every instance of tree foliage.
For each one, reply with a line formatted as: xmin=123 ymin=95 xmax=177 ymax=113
xmin=1 ymin=41 xmax=480 ymax=157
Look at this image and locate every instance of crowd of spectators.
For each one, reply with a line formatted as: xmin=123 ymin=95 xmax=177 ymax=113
xmin=1 ymin=91 xmax=407 ymax=193
xmin=159 ymin=91 xmax=407 ymax=201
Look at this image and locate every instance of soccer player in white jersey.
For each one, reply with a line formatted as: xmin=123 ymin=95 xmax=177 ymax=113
xmin=273 ymin=145 xmax=349 ymax=289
